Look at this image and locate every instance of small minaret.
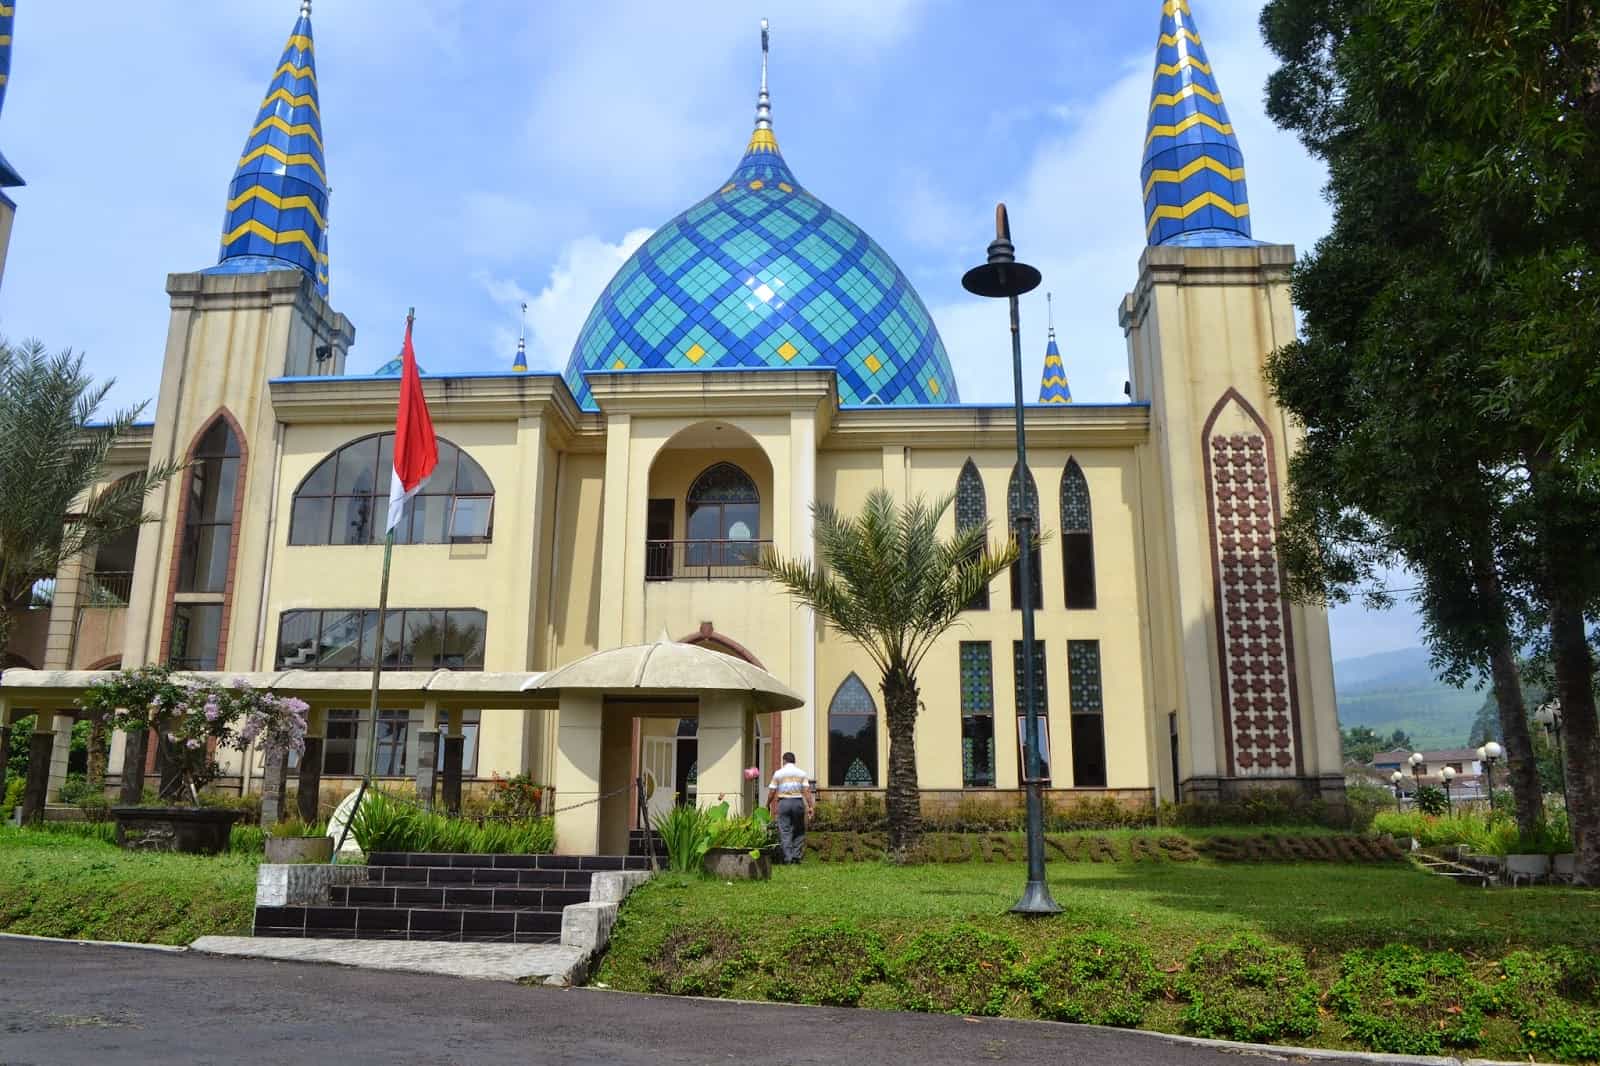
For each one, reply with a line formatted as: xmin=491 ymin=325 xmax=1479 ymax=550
xmin=211 ymin=0 xmax=331 ymax=296
xmin=512 ymin=301 xmax=529 ymax=372
xmin=1141 ymin=0 xmax=1253 ymax=247
xmin=1038 ymin=293 xmax=1071 ymax=404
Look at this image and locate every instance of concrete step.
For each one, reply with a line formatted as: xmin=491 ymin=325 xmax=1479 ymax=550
xmin=364 ymin=865 xmax=594 ymax=889
xmin=253 ymin=904 xmax=563 ymax=943
xmin=366 ymin=852 xmax=650 ymax=872
xmin=328 ymin=884 xmax=589 ymax=911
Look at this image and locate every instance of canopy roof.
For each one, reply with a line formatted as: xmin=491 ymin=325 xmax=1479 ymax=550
xmin=522 ymin=638 xmax=803 ymax=711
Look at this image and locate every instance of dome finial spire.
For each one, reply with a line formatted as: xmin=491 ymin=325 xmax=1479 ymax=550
xmin=1038 ymin=291 xmax=1071 ymax=404
xmin=744 ymin=19 xmax=780 ymax=156
xmin=1046 ymin=291 xmax=1055 ymax=341
xmin=512 ymin=301 xmax=529 ymax=372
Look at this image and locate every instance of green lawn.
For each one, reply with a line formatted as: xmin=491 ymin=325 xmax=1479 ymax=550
xmin=0 ymin=827 xmax=257 ymax=944
xmin=598 ymin=850 xmax=1600 ymax=1061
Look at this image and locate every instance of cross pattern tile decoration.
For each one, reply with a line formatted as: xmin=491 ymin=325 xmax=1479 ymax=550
xmin=564 ymin=110 xmax=958 ymax=410
xmin=1204 ymin=408 xmax=1300 ymax=776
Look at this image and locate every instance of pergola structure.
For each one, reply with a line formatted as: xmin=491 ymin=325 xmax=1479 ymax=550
xmin=2 ymin=639 xmax=803 ymax=856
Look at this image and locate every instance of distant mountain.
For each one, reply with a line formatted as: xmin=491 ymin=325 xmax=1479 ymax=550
xmin=1333 ymin=646 xmax=1485 ymax=750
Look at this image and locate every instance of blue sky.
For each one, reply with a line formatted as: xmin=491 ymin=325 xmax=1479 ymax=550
xmin=0 ymin=0 xmax=1421 ymax=662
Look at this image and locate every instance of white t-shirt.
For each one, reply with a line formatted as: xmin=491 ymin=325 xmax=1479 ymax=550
xmin=768 ymin=764 xmax=811 ymax=800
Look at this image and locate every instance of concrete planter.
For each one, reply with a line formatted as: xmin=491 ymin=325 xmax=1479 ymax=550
xmin=1505 ymin=853 xmax=1550 ymax=885
xmin=264 ymin=835 xmax=335 ymax=864
xmin=113 ymin=806 xmax=239 ymax=855
xmin=1552 ymin=853 xmax=1577 ymax=881
xmin=703 ymin=846 xmax=771 ymax=881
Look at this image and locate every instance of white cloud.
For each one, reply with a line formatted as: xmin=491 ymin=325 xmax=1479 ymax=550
xmin=477 ymin=228 xmax=652 ymax=372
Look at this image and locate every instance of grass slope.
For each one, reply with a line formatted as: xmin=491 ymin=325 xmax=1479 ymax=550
xmin=0 ymin=827 xmax=257 ymax=944
xmin=598 ymin=850 xmax=1600 ymax=1061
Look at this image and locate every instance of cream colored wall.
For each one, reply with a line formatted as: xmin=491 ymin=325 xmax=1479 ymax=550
xmin=812 ymin=445 xmax=1154 ymax=792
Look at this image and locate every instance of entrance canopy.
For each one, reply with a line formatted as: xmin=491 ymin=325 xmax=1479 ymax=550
xmin=0 ymin=669 xmax=557 ymax=715
xmin=522 ymin=637 xmax=802 ymax=711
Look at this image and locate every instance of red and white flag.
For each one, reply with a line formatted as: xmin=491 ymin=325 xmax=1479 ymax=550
xmin=386 ymin=315 xmax=438 ymax=533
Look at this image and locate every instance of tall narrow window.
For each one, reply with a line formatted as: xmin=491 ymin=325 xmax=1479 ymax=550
xmin=955 ymin=459 xmax=989 ymax=610
xmin=1061 ymin=459 xmax=1097 ymax=609
xmin=827 ymin=673 xmax=878 ymax=788
xmin=959 ymin=642 xmax=995 ymax=787
xmin=1008 ymin=463 xmax=1042 ymax=610
xmin=178 ymin=420 xmax=242 ymax=593
xmin=685 ymin=462 xmax=760 ymax=568
xmin=1068 ymin=640 xmax=1108 ymax=787
xmin=1012 ymin=640 xmax=1050 ymax=784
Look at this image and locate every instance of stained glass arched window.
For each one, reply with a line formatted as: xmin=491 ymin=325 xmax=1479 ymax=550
xmin=827 ymin=673 xmax=879 ymax=788
xmin=956 ymin=458 xmax=988 ymax=610
xmin=1060 ymin=458 xmax=1097 ymax=609
xmin=289 ymin=433 xmax=494 ymax=546
xmin=686 ymin=462 xmax=760 ymax=566
xmin=1007 ymin=463 xmax=1042 ymax=610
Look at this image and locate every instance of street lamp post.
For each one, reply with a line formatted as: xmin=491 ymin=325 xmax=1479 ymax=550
xmin=1535 ymin=702 xmax=1566 ymax=806
xmin=1390 ymin=770 xmax=1404 ymax=813
xmin=1440 ymin=765 xmax=1456 ymax=814
xmin=1408 ymin=751 xmax=1426 ymax=796
xmin=1476 ymin=741 xmax=1502 ymax=813
xmin=963 ymin=203 xmax=1058 ymax=916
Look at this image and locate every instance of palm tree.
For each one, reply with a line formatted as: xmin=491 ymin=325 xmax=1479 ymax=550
xmin=0 ymin=338 xmax=180 ymax=652
xmin=760 ymin=489 xmax=1018 ymax=857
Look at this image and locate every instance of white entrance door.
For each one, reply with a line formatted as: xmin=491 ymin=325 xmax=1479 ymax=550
xmin=642 ymin=736 xmax=676 ymax=825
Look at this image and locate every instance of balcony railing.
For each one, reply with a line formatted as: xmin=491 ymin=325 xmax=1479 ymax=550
xmin=81 ymin=570 xmax=134 ymax=606
xmin=645 ymin=539 xmax=771 ymax=581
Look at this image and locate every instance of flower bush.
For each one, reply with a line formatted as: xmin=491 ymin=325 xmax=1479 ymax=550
xmin=78 ymin=667 xmax=307 ymax=803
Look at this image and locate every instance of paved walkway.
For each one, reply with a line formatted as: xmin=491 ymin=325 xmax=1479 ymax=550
xmin=190 ymin=935 xmax=589 ymax=984
xmin=0 ymin=938 xmax=1519 ymax=1066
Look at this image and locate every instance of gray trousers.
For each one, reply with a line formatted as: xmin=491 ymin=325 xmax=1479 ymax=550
xmin=776 ymin=798 xmax=807 ymax=863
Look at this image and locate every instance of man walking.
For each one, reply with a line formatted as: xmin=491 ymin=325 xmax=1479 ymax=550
xmin=767 ymin=752 xmax=814 ymax=864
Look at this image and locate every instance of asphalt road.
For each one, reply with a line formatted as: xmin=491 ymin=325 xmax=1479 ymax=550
xmin=0 ymin=938 xmax=1391 ymax=1066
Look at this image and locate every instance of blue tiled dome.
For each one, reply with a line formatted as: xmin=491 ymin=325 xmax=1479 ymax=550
xmin=564 ymin=77 xmax=957 ymax=409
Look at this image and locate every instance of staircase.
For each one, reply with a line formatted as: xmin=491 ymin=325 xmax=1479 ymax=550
xmin=253 ymin=852 xmax=651 ymax=944
xmin=1413 ymin=852 xmax=1494 ymax=887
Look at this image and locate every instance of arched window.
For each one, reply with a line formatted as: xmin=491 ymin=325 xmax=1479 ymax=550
xmin=1007 ymin=463 xmax=1042 ymax=611
xmin=289 ymin=433 xmax=494 ymax=546
xmin=685 ymin=462 xmax=759 ymax=567
xmin=956 ymin=458 xmax=988 ymax=611
xmin=179 ymin=420 xmax=242 ymax=593
xmin=827 ymin=673 xmax=879 ymax=788
xmin=1060 ymin=459 xmax=1097 ymax=609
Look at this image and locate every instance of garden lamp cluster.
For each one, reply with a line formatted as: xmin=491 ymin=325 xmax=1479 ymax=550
xmin=1476 ymin=740 xmax=1502 ymax=812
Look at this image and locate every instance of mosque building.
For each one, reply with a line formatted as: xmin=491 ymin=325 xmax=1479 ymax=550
xmin=5 ymin=0 xmax=1343 ymax=851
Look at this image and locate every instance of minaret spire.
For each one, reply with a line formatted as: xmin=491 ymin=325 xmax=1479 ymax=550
xmin=210 ymin=0 xmax=331 ymax=296
xmin=726 ymin=17 xmax=796 ymax=190
xmin=512 ymin=301 xmax=529 ymax=372
xmin=1141 ymin=0 xmax=1254 ymax=247
xmin=1038 ymin=292 xmax=1071 ymax=404
xmin=745 ymin=18 xmax=779 ymax=156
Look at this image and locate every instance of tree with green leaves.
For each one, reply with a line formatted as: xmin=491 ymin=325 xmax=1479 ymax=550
xmin=0 ymin=338 xmax=179 ymax=652
xmin=759 ymin=489 xmax=1017 ymax=857
xmin=1260 ymin=0 xmax=1600 ymax=882
xmin=1341 ymin=726 xmax=1412 ymax=766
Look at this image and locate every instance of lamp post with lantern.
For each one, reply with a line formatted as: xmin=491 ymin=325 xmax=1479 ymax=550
xmin=1408 ymin=751 xmax=1426 ymax=795
xmin=1476 ymin=741 xmax=1502 ymax=812
xmin=1390 ymin=770 xmax=1405 ymax=813
xmin=1440 ymin=765 xmax=1456 ymax=814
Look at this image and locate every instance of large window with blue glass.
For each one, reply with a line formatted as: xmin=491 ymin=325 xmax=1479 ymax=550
xmin=827 ymin=673 xmax=879 ymax=788
xmin=956 ymin=459 xmax=989 ymax=611
xmin=1068 ymin=639 xmax=1108 ymax=787
xmin=959 ymin=642 xmax=995 ymax=787
xmin=1012 ymin=640 xmax=1050 ymax=784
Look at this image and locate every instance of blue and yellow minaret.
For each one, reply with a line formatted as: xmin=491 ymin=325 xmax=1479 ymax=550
xmin=210 ymin=0 xmax=330 ymax=297
xmin=1141 ymin=0 xmax=1253 ymax=247
xmin=1038 ymin=293 xmax=1071 ymax=404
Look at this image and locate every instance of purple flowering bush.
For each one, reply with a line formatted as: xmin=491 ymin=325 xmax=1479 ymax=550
xmin=79 ymin=666 xmax=308 ymax=803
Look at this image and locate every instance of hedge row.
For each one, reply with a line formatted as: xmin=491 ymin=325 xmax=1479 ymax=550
xmin=806 ymin=831 xmax=1406 ymax=865
xmin=631 ymin=925 xmax=1600 ymax=1061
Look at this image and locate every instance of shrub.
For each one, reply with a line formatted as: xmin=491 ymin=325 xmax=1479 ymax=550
xmin=645 ymin=924 xmax=752 ymax=997
xmin=485 ymin=774 xmax=545 ymax=820
xmin=892 ymin=923 xmax=1022 ymax=1016
xmin=1331 ymin=945 xmax=1489 ymax=1053
xmin=653 ymin=804 xmax=715 ymax=873
xmin=1019 ymin=930 xmax=1162 ymax=1027
xmin=58 ymin=773 xmax=94 ymax=804
xmin=1048 ymin=795 xmax=1154 ymax=831
xmin=1158 ymin=788 xmax=1337 ymax=829
xmin=197 ymin=791 xmax=263 ymax=826
xmin=346 ymin=789 xmax=553 ymax=854
xmin=1413 ymin=785 xmax=1448 ymax=816
xmin=811 ymin=793 xmax=886 ymax=832
xmin=229 ymin=825 xmax=265 ymax=853
xmin=763 ymin=922 xmax=887 ymax=1007
xmin=24 ymin=820 xmax=116 ymax=844
xmin=268 ymin=817 xmax=327 ymax=839
xmin=1493 ymin=949 xmax=1600 ymax=1063
xmin=3 ymin=775 xmax=22 ymax=811
xmin=1176 ymin=934 xmax=1320 ymax=1042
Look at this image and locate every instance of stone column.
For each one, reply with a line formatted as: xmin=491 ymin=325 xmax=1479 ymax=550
xmin=46 ymin=713 xmax=74 ymax=802
xmin=441 ymin=737 xmax=464 ymax=815
xmin=259 ymin=747 xmax=290 ymax=825
xmin=414 ymin=700 xmax=439 ymax=810
xmin=20 ymin=729 xmax=53 ymax=824
xmin=120 ymin=728 xmax=148 ymax=805
xmin=696 ymin=694 xmax=748 ymax=816
xmin=553 ymin=692 xmax=603 ymax=854
xmin=297 ymin=706 xmax=326 ymax=822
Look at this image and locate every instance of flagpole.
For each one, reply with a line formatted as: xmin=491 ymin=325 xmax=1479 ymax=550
xmin=333 ymin=307 xmax=414 ymax=860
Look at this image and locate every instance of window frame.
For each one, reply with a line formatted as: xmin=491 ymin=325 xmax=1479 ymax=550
xmin=955 ymin=458 xmax=989 ymax=611
xmin=1007 ymin=463 xmax=1043 ymax=611
xmin=1012 ymin=639 xmax=1050 ymax=785
xmin=826 ymin=672 xmax=879 ymax=788
xmin=1060 ymin=458 xmax=1097 ymax=610
xmin=275 ymin=607 xmax=487 ymax=671
xmin=959 ymin=641 xmax=996 ymax=788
